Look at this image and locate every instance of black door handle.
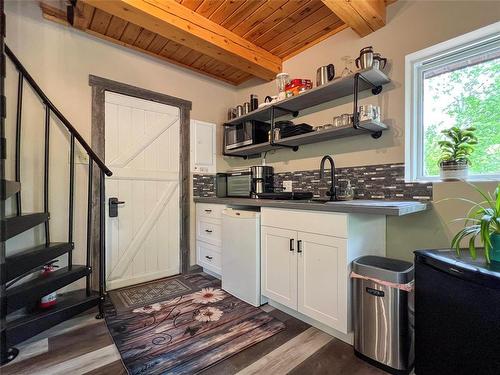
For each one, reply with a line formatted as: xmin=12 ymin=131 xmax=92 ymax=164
xmin=109 ymin=197 xmax=125 ymax=217
xmin=290 ymin=238 xmax=294 ymax=252
xmin=297 ymin=240 xmax=303 ymax=253
xmin=205 ymin=255 xmax=213 ymax=260
xmin=205 ymin=229 xmax=213 ymax=233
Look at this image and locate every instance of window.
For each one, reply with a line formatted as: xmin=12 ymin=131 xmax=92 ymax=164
xmin=405 ymin=22 xmax=500 ymax=181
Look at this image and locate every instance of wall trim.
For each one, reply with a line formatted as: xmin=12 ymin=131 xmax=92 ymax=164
xmin=89 ymin=75 xmax=192 ymax=290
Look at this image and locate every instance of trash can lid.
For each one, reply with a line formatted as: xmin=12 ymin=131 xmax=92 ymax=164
xmin=353 ymin=256 xmax=414 ymax=284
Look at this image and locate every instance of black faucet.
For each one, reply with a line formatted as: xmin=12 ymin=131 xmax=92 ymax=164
xmin=320 ymin=155 xmax=337 ymax=201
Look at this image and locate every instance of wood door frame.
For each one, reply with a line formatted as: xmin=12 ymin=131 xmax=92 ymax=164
xmin=89 ymin=75 xmax=192 ymax=290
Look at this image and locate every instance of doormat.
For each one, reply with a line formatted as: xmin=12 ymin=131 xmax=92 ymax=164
xmin=104 ymin=272 xmax=286 ymax=375
xmin=110 ymin=276 xmax=194 ymax=310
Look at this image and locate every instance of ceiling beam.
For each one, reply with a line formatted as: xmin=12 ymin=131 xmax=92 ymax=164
xmin=38 ymin=2 xmax=240 ymax=85
xmin=80 ymin=0 xmax=282 ymax=80
xmin=321 ymin=0 xmax=386 ymax=37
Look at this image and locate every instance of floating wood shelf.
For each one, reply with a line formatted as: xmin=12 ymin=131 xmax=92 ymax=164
xmin=224 ymin=120 xmax=388 ymax=157
xmin=225 ymin=68 xmax=390 ymax=125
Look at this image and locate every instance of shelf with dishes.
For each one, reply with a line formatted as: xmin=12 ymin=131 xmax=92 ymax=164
xmin=225 ymin=67 xmax=390 ymax=126
xmin=223 ymin=52 xmax=391 ymax=158
xmin=275 ymin=119 xmax=388 ymax=147
xmin=224 ymin=119 xmax=388 ymax=157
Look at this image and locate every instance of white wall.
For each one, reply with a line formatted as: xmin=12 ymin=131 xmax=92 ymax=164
xmin=5 ymin=1 xmax=235 ymax=271
xmin=229 ymin=0 xmax=500 ymax=261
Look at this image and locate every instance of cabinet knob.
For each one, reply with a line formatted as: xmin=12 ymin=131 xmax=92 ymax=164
xmin=289 ymin=238 xmax=294 ymax=252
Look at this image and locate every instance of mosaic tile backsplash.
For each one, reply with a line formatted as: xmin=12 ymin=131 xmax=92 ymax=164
xmin=273 ymin=163 xmax=432 ymax=201
xmin=193 ymin=163 xmax=433 ymax=201
xmin=193 ymin=174 xmax=216 ymax=198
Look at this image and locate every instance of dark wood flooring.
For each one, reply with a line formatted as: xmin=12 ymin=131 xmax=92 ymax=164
xmin=1 ymin=304 xmax=387 ymax=375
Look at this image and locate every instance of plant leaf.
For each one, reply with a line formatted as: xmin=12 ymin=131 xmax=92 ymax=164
xmin=468 ymin=235 xmax=477 ymax=260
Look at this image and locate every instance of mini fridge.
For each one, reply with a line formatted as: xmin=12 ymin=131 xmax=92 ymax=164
xmin=414 ymin=249 xmax=500 ymax=375
xmin=221 ymin=208 xmax=262 ymax=307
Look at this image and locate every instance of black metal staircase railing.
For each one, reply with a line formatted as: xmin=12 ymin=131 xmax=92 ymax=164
xmin=1 ymin=40 xmax=112 ymax=365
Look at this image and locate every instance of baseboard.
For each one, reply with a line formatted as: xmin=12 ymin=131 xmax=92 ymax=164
xmin=268 ymin=299 xmax=354 ymax=345
xmin=202 ymin=268 xmax=221 ymax=279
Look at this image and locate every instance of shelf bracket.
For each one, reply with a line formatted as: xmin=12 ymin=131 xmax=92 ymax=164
xmin=352 ymin=73 xmax=384 ymax=138
xmin=272 ymin=105 xmax=299 ymax=118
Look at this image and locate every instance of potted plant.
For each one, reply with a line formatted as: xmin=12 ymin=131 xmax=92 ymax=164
xmin=451 ymin=183 xmax=500 ymax=264
xmin=438 ymin=126 xmax=477 ymax=181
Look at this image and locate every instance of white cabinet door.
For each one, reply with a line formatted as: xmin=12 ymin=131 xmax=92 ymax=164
xmin=297 ymin=232 xmax=348 ymax=333
xmin=190 ymin=120 xmax=216 ymax=173
xmin=261 ymin=226 xmax=297 ymax=309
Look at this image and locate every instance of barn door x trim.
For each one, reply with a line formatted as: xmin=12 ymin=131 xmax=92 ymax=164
xmin=89 ymin=75 xmax=192 ymax=290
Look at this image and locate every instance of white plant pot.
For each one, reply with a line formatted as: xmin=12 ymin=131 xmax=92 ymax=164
xmin=439 ymin=161 xmax=469 ymax=181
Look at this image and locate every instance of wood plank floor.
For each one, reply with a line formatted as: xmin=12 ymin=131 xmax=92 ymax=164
xmin=1 ymin=306 xmax=387 ymax=374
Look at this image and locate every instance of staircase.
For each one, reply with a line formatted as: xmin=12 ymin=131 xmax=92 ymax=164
xmin=0 ymin=4 xmax=112 ymax=364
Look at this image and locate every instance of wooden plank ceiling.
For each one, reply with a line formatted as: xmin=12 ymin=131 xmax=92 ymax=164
xmin=39 ymin=0 xmax=391 ymax=85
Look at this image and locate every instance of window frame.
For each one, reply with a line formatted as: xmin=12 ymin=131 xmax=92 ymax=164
xmin=405 ymin=21 xmax=500 ymax=182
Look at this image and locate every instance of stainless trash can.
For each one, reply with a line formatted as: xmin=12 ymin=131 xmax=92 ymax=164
xmin=353 ymin=256 xmax=414 ymax=375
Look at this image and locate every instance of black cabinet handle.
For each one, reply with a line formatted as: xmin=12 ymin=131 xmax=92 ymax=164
xmin=205 ymin=209 xmax=212 ymax=213
xmin=205 ymin=255 xmax=213 ymax=260
xmin=205 ymin=229 xmax=213 ymax=233
xmin=289 ymin=238 xmax=294 ymax=252
xmin=297 ymin=240 xmax=303 ymax=253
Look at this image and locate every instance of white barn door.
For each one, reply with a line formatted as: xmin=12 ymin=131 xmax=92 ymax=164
xmin=105 ymin=92 xmax=180 ymax=290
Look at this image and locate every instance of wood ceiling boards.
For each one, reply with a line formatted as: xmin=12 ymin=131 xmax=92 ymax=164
xmin=38 ymin=1 xmax=391 ymax=85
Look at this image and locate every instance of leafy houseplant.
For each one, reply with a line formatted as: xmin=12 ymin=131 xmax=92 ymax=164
xmin=438 ymin=126 xmax=478 ymax=181
xmin=451 ymin=183 xmax=500 ymax=264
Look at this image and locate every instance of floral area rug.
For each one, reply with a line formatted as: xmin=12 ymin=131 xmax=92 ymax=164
xmin=104 ymin=272 xmax=286 ymax=374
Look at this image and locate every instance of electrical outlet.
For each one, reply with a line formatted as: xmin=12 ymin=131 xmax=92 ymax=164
xmin=283 ymin=181 xmax=293 ymax=192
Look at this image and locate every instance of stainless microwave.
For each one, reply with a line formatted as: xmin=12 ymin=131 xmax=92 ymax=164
xmin=224 ymin=121 xmax=270 ymax=151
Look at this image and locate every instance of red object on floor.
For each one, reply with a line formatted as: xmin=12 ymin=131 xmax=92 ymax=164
xmin=39 ymin=263 xmax=58 ymax=308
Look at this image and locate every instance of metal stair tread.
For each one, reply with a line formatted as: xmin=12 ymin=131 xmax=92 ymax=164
xmin=5 ymin=242 xmax=74 ymax=282
xmin=6 ymin=289 xmax=100 ymax=347
xmin=1 ymin=213 xmax=50 ymax=241
xmin=6 ymin=265 xmax=91 ymax=314
xmin=0 ymin=180 xmax=21 ymax=200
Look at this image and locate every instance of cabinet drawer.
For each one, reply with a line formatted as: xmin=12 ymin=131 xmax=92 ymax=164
xmin=197 ymin=203 xmax=225 ymax=220
xmin=197 ymin=241 xmax=221 ymax=274
xmin=261 ymin=208 xmax=348 ymax=238
xmin=196 ymin=218 xmax=222 ymax=246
